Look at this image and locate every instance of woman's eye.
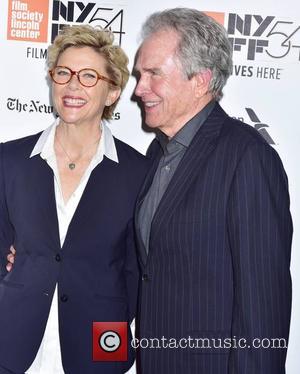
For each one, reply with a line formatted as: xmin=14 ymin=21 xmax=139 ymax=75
xmin=57 ymin=69 xmax=69 ymax=76
xmin=85 ymin=73 xmax=96 ymax=79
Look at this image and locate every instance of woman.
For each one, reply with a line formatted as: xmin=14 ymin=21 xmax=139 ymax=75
xmin=0 ymin=25 xmax=148 ymax=374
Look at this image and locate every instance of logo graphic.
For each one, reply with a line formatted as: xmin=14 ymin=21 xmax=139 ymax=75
xmin=51 ymin=1 xmax=125 ymax=44
xmin=7 ymin=98 xmax=53 ymax=114
xmin=204 ymin=11 xmax=225 ymax=26
xmin=7 ymin=1 xmax=126 ymax=45
xmin=93 ymin=322 xmax=127 ymax=361
xmin=245 ymin=108 xmax=275 ymax=144
xmin=7 ymin=0 xmax=49 ymax=42
xmin=205 ymin=11 xmax=300 ymax=62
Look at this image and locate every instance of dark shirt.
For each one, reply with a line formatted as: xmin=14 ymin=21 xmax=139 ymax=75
xmin=139 ymin=100 xmax=215 ymax=252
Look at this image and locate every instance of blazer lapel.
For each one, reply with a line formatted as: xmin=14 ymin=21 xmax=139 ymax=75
xmin=27 ymin=155 xmax=61 ymax=250
xmin=149 ymin=103 xmax=227 ymax=253
xmin=60 ymin=156 xmax=120 ymax=250
xmin=134 ymin=140 xmax=162 ymax=267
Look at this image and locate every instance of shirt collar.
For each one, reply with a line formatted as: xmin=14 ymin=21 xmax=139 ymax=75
xmin=30 ymin=117 xmax=119 ymax=163
xmin=157 ymin=100 xmax=216 ymax=154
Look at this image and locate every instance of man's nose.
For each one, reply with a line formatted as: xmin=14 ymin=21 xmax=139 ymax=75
xmin=134 ymin=75 xmax=149 ymax=97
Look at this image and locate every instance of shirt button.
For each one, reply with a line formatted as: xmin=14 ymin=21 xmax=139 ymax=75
xmin=60 ymin=294 xmax=68 ymax=302
xmin=142 ymin=274 xmax=149 ymax=281
xmin=55 ymin=254 xmax=61 ymax=262
xmin=165 ymin=165 xmax=171 ymax=171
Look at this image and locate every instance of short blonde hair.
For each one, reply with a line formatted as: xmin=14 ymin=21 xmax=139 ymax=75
xmin=48 ymin=24 xmax=129 ymax=120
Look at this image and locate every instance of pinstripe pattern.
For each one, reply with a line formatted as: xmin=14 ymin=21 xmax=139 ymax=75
xmin=135 ymin=103 xmax=292 ymax=374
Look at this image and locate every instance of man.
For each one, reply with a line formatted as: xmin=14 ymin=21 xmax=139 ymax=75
xmin=133 ymin=8 xmax=292 ymax=374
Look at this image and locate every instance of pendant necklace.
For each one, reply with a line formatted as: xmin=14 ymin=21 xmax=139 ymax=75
xmin=56 ymin=134 xmax=101 ymax=170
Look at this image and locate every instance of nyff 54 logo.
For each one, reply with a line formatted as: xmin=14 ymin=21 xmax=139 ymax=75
xmin=51 ymin=1 xmax=125 ymax=44
xmin=206 ymin=11 xmax=300 ymax=62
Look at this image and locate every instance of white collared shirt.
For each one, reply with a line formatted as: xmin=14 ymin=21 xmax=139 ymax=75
xmin=27 ymin=118 xmax=118 ymax=373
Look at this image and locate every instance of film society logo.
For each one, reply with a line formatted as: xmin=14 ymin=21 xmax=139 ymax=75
xmin=206 ymin=11 xmax=300 ymax=80
xmin=7 ymin=0 xmax=49 ymax=42
xmin=7 ymin=0 xmax=125 ymax=56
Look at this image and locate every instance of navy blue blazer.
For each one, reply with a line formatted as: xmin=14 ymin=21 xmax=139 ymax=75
xmin=135 ymin=103 xmax=293 ymax=374
xmin=0 ymin=132 xmax=149 ymax=374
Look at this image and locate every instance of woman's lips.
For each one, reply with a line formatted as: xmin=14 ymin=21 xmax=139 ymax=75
xmin=62 ymin=96 xmax=87 ymax=107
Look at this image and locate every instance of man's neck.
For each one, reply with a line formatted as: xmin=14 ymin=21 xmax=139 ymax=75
xmin=160 ymin=94 xmax=214 ymax=138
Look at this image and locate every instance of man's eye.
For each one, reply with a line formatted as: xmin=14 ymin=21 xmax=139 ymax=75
xmin=150 ymin=70 xmax=160 ymax=77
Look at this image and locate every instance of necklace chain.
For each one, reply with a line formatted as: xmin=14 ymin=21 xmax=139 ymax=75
xmin=56 ymin=133 xmax=101 ymax=170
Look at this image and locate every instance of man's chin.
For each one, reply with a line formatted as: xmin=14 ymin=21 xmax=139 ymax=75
xmin=144 ymin=117 xmax=161 ymax=129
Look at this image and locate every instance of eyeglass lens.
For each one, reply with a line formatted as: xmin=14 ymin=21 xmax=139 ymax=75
xmin=51 ymin=67 xmax=98 ymax=87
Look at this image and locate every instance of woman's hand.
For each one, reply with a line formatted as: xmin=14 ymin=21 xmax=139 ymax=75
xmin=6 ymin=245 xmax=16 ymax=272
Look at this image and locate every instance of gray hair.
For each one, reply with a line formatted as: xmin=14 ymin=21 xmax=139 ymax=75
xmin=140 ymin=8 xmax=233 ymax=100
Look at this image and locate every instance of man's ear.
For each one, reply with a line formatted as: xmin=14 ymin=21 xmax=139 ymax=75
xmin=193 ymin=69 xmax=212 ymax=98
xmin=106 ymin=88 xmax=121 ymax=106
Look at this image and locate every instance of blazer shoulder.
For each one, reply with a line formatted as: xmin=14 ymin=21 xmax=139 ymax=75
xmin=114 ymin=137 xmax=149 ymax=166
xmin=218 ymin=114 xmax=286 ymax=177
xmin=1 ymin=131 xmax=42 ymax=160
xmin=113 ymin=137 xmax=151 ymax=190
xmin=212 ymin=107 xmax=285 ymax=173
xmin=221 ymin=115 xmax=269 ymax=148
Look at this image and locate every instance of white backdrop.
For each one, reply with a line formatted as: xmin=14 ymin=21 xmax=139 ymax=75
xmin=0 ymin=1 xmax=299 ymax=373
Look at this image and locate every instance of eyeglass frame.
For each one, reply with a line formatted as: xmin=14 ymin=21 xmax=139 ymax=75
xmin=49 ymin=65 xmax=117 ymax=87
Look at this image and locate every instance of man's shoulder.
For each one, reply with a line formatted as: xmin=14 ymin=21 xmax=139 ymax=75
xmin=206 ymin=104 xmax=282 ymax=168
xmin=221 ymin=114 xmax=269 ymax=148
xmin=217 ymin=112 xmax=283 ymax=169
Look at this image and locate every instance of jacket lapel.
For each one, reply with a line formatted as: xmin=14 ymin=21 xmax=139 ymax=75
xmin=60 ymin=156 xmax=120 ymax=250
xmin=27 ymin=154 xmax=61 ymax=250
xmin=134 ymin=140 xmax=162 ymax=266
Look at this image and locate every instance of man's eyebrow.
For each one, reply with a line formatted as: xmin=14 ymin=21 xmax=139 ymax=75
xmin=134 ymin=67 xmax=161 ymax=74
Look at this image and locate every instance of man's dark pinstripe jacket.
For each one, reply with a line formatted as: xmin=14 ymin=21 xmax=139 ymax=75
xmin=135 ymin=103 xmax=293 ymax=374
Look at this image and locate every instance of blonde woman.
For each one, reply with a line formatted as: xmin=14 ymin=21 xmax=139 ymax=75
xmin=0 ymin=25 xmax=148 ymax=374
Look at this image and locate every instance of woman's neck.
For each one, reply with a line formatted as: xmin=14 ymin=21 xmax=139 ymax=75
xmin=55 ymin=120 xmax=102 ymax=155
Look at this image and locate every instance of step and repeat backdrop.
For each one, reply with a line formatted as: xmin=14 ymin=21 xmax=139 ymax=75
xmin=0 ymin=0 xmax=299 ymax=373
